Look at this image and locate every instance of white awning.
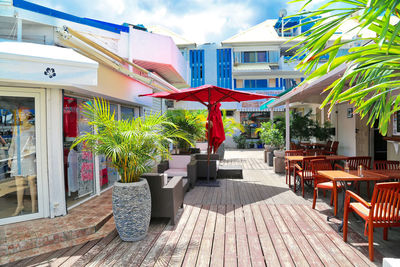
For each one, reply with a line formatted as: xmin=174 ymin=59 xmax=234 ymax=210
xmin=0 ymin=41 xmax=98 ymax=86
xmin=269 ymin=64 xmax=346 ymax=107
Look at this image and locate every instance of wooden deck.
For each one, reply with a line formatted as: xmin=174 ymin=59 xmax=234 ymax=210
xmin=8 ymin=150 xmax=391 ymax=266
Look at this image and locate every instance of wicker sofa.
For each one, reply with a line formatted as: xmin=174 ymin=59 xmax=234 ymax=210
xmin=142 ymin=173 xmax=184 ymax=225
xmin=187 ymin=153 xmax=220 ymax=187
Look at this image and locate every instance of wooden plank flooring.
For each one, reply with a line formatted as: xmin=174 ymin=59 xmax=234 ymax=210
xmin=9 ymin=150 xmax=384 ymax=266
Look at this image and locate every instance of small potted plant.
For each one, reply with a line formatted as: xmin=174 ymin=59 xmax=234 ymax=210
xmin=72 ymin=98 xmax=187 ymax=241
xmin=256 ymin=139 xmax=263 ymax=148
xmin=256 ymin=121 xmax=277 ymax=165
xmin=249 ymin=141 xmax=255 ymax=149
xmin=269 ymin=127 xmax=285 ymax=173
xmin=233 ymin=134 xmax=247 ymax=149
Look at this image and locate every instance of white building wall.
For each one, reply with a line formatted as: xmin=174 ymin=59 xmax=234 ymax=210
xmin=333 ymin=103 xmax=356 ymax=156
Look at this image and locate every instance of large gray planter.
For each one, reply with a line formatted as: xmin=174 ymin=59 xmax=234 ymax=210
xmin=112 ymin=178 xmax=151 ymax=241
xmin=264 ymin=145 xmax=277 ymax=164
xmin=273 ymin=150 xmax=285 ymax=173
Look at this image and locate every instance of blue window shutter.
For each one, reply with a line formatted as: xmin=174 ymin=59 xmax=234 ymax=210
xmin=216 ymin=48 xmax=232 ymax=88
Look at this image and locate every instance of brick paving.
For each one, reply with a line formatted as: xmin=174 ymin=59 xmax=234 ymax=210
xmin=0 ymin=189 xmax=114 ymax=265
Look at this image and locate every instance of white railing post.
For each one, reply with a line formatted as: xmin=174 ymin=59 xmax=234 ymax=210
xmin=285 ymin=101 xmax=290 ymax=150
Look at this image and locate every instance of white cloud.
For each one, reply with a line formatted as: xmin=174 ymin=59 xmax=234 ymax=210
xmin=29 ymin=0 xmax=257 ymax=43
xmin=119 ymin=1 xmax=254 ymax=43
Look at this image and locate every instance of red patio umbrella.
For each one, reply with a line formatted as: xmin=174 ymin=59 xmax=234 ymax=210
xmin=141 ymin=84 xmax=276 ymax=184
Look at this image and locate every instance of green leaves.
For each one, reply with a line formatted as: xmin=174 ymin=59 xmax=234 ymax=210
xmin=71 ymin=98 xmax=188 ymax=183
xmin=290 ymin=0 xmax=400 ymax=135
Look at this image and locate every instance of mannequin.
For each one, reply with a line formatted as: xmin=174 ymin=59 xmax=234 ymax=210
xmin=8 ymin=108 xmax=37 ymax=216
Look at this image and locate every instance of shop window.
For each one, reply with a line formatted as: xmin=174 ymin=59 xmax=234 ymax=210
xmin=99 ymin=104 xmax=119 ymax=190
xmin=0 ymin=96 xmax=38 ymax=219
xmin=121 ymin=106 xmax=134 ymax=120
xmin=63 ymin=96 xmax=96 ymax=207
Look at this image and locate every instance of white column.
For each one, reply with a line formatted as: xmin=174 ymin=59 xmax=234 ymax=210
xmin=17 ymin=18 xmax=22 ymax=42
xmin=46 ymin=88 xmax=67 ymax=217
xmin=270 ymin=109 xmax=274 ymax=121
xmin=285 ymin=100 xmax=290 ymax=150
xmin=321 ymin=106 xmax=325 ymax=124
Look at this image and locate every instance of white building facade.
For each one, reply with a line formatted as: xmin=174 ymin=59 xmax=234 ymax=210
xmin=0 ymin=0 xmax=188 ymax=225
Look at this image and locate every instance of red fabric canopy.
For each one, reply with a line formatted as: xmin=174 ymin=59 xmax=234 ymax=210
xmin=140 ymin=84 xmax=275 ymax=104
xmin=206 ymin=103 xmax=225 ymax=153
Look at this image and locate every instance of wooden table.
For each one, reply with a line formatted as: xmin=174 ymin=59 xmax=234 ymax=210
xmin=285 ymin=155 xmax=349 ymax=162
xmin=300 ymin=143 xmax=327 ymax=149
xmin=364 ymin=169 xmax=400 ymax=180
xmin=317 ymin=170 xmax=390 ymax=231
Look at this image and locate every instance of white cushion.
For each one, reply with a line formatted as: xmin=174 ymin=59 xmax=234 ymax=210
xmin=196 ymin=142 xmax=208 ymax=152
xmin=383 ymin=258 xmax=400 ymax=267
xmin=164 ymin=168 xmax=187 ymax=177
xmin=169 ymin=155 xmax=191 ymax=169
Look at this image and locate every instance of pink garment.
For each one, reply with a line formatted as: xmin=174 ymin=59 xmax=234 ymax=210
xmin=80 ymin=162 xmax=93 ymax=181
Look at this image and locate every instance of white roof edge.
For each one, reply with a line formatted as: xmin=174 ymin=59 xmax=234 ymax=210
xmin=269 ymin=64 xmax=347 ymax=108
xmin=0 ymin=41 xmax=98 ymax=68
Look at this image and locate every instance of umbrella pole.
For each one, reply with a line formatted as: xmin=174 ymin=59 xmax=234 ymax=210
xmin=207 ymin=103 xmax=211 ymax=183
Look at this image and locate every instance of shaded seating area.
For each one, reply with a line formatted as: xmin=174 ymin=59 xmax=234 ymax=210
xmin=142 ymin=173 xmax=184 ymax=225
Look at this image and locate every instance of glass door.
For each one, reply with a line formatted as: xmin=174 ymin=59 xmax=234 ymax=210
xmin=0 ymin=89 xmax=46 ymax=224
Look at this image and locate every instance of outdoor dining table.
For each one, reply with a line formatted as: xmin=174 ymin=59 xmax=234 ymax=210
xmin=285 ymin=155 xmax=349 ymax=191
xmin=317 ymin=169 xmax=391 ymax=231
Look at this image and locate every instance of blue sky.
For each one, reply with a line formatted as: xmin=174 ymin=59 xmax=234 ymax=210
xmin=28 ymin=0 xmax=322 ymax=43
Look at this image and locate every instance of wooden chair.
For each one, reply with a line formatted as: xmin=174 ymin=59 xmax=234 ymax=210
xmin=290 ymin=142 xmax=300 ymax=150
xmin=347 ymin=156 xmax=372 ymax=170
xmin=325 ymin=141 xmax=339 ymax=155
xmin=311 ymin=159 xmax=342 ymax=216
xmin=295 ymin=156 xmax=326 ymax=197
xmin=343 ymin=182 xmax=400 ymax=261
xmin=304 ymin=149 xmax=325 ymax=156
xmin=324 ymin=140 xmax=332 ymax=152
xmin=285 ymin=150 xmax=304 ymax=186
xmin=373 ymin=160 xmax=400 ymax=170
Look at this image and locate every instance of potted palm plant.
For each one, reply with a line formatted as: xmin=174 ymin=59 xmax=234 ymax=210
xmin=72 ymin=98 xmax=187 ymax=241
